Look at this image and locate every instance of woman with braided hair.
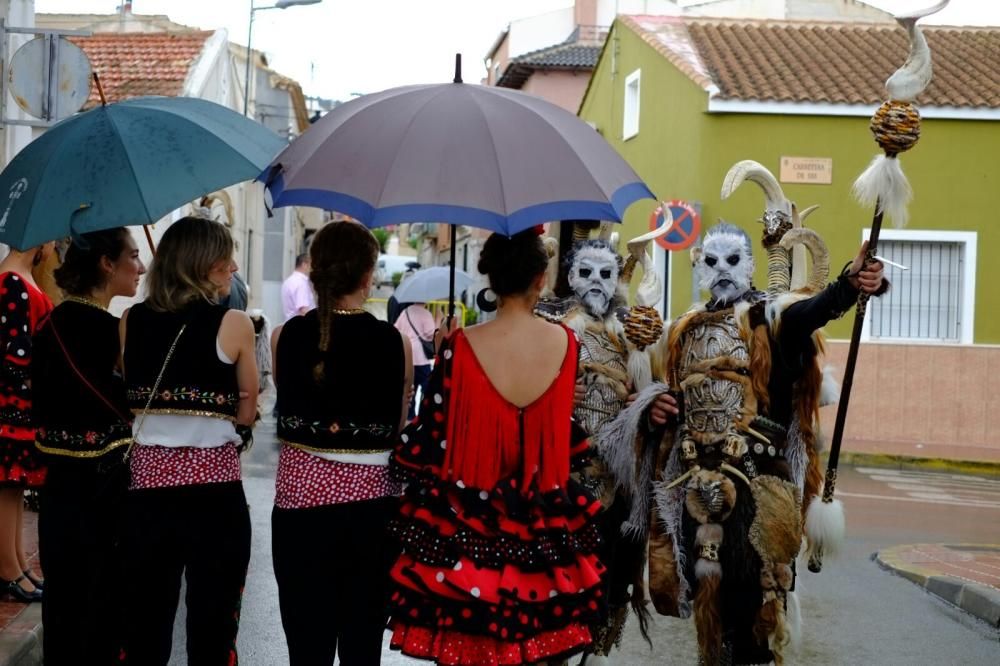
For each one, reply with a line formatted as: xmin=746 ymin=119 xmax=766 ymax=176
xmin=272 ymin=220 xmax=413 ymax=664
xmin=118 ymin=216 xmax=259 ymax=664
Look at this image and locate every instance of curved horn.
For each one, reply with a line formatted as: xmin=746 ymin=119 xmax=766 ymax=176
xmin=789 ymin=204 xmax=819 ymax=291
xmin=780 ymin=228 xmax=830 ymax=294
xmin=622 ymin=205 xmax=673 ymax=307
xmin=798 ymin=204 xmax=819 ymax=223
xmin=721 ymin=160 xmax=792 ymax=219
xmin=722 ymin=160 xmax=793 ymax=293
xmin=884 ymin=1 xmax=947 ymax=101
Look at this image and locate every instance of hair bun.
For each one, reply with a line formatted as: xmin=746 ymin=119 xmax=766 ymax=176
xmin=477 ymin=230 xmax=548 ymax=297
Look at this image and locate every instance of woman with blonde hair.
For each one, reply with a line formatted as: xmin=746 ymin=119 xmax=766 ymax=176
xmin=0 ymin=242 xmax=56 ymax=603
xmin=118 ymin=216 xmax=258 ymax=665
xmin=272 ymin=220 xmax=412 ymax=664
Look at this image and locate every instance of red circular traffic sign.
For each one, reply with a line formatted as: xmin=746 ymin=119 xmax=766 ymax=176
xmin=649 ymin=200 xmax=701 ymax=251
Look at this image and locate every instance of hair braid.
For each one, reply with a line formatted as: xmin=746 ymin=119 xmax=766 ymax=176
xmin=313 ymin=281 xmax=335 ymax=382
xmin=307 ymin=221 xmax=380 ymax=383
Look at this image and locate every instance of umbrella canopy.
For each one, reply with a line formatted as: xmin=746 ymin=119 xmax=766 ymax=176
xmin=0 ymin=96 xmax=285 ymax=250
xmin=263 ymin=81 xmax=654 ymax=234
xmin=395 ymin=266 xmax=473 ymax=304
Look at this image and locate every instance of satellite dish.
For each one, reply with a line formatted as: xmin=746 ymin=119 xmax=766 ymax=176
xmin=8 ymin=36 xmax=92 ymax=121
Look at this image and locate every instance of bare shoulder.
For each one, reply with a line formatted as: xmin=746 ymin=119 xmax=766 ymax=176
xmin=221 ymin=309 xmax=254 ymax=336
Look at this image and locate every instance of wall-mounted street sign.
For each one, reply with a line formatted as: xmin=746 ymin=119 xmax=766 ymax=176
xmin=8 ymin=35 xmax=92 ymax=121
xmin=0 ymin=21 xmax=93 ymax=128
xmin=780 ymin=156 xmax=832 ymax=185
xmin=649 ymin=199 xmax=700 ymax=251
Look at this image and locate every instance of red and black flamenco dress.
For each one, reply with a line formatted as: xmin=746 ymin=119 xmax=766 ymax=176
xmin=389 ymin=328 xmax=606 ymax=666
xmin=0 ymin=272 xmax=52 ymax=487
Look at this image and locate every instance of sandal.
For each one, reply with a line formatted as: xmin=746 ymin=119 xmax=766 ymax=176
xmin=1 ymin=574 xmax=42 ymax=602
xmin=22 ymin=569 xmax=43 ymax=590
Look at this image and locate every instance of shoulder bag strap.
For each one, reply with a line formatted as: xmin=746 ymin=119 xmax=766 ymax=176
xmin=403 ymin=308 xmax=431 ymax=342
xmin=127 ymin=323 xmax=187 ymax=457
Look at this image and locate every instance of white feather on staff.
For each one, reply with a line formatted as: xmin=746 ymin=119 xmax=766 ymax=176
xmin=851 ymin=1 xmax=948 ymax=228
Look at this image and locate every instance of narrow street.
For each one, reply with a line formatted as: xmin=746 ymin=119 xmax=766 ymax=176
xmin=167 ymin=415 xmax=1000 ymax=665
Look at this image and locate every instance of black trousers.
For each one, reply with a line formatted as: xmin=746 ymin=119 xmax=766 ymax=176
xmin=39 ymin=456 xmax=128 ymax=666
xmin=272 ymin=495 xmax=399 ymax=666
xmin=120 ymin=481 xmax=251 ymax=666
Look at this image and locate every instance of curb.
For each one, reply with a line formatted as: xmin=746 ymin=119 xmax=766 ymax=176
xmin=837 ymin=451 xmax=1000 ymax=478
xmin=0 ymin=605 xmax=41 ymax=666
xmin=876 ymin=544 xmax=1000 ymax=628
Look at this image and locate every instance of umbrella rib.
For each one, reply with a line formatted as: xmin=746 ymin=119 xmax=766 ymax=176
xmin=19 ymin=129 xmax=76 ymax=247
xmin=481 ymin=88 xmax=613 ymax=213
xmin=104 ymin=109 xmax=158 ymax=224
xmin=370 ymin=88 xmax=453 ymax=217
xmin=466 ymin=90 xmax=509 ymax=225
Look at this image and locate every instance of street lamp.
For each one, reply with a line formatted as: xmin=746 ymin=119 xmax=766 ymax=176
xmin=244 ymin=0 xmax=322 ymax=116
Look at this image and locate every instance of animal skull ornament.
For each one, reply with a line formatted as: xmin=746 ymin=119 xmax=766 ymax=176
xmin=568 ymin=241 xmax=621 ymax=319
xmin=695 ymin=223 xmax=755 ymax=305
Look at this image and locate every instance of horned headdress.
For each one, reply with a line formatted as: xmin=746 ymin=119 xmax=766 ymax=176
xmin=720 ymin=160 xmax=828 ymax=295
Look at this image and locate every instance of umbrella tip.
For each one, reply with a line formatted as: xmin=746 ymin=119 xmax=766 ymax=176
xmin=453 ymin=53 xmax=462 ymax=84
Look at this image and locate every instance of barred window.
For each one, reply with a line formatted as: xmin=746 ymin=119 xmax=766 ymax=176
xmin=866 ymin=232 xmax=977 ymax=344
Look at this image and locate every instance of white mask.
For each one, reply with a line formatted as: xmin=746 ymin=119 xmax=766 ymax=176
xmin=696 ymin=226 xmax=754 ymax=305
xmin=569 ymin=245 xmax=619 ymax=318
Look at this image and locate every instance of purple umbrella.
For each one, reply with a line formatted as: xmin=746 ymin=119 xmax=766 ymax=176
xmin=263 ymin=56 xmax=654 ymax=313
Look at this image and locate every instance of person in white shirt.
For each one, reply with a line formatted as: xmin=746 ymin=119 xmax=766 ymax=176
xmin=281 ymin=254 xmax=316 ymax=322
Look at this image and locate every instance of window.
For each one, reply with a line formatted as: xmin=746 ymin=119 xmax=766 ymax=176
xmin=863 ymin=230 xmax=977 ymax=344
xmin=623 ymin=69 xmax=641 ymax=140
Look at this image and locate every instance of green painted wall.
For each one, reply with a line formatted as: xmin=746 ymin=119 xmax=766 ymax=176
xmin=580 ymin=22 xmax=1000 ymax=343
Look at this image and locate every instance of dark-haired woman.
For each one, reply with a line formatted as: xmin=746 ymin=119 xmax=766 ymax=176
xmin=388 ymin=229 xmax=605 ymax=665
xmin=119 ymin=217 xmax=258 ymax=665
xmin=0 ymin=242 xmax=56 ymax=603
xmin=272 ymin=220 xmax=412 ymax=665
xmin=32 ymin=228 xmax=144 ymax=664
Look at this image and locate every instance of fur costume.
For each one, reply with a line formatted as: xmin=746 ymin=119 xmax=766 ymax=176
xmin=607 ymin=161 xmax=873 ymax=665
xmin=535 ymin=221 xmax=671 ymax=658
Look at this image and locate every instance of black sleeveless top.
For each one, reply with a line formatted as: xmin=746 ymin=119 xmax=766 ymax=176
xmin=276 ymin=310 xmax=405 ymax=453
xmin=32 ymin=301 xmax=131 ymax=459
xmin=124 ymin=301 xmax=239 ymax=421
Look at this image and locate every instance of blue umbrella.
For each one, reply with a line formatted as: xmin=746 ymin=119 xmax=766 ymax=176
xmin=263 ymin=56 xmax=654 ymax=315
xmin=0 ymin=95 xmax=285 ymax=250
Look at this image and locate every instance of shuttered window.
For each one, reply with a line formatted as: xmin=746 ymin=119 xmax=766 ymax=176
xmin=868 ymin=238 xmax=968 ymax=343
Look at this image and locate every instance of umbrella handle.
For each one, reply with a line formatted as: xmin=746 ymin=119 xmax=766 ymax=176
xmin=448 ymin=225 xmax=457 ymax=323
xmin=143 ymin=225 xmax=156 ymax=254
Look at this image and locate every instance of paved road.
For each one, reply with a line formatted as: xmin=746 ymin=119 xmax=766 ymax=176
xmin=170 ymin=419 xmax=1000 ymax=665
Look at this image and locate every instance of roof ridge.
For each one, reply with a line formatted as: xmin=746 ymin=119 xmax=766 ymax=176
xmin=626 ymin=13 xmax=1000 ymax=32
xmin=618 ymin=14 xmax=1000 ymax=110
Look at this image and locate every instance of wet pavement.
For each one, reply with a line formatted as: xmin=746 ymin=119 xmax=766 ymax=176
xmin=2 ymin=418 xmax=998 ymax=664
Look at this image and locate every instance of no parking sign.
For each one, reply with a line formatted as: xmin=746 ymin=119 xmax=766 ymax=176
xmin=649 ymin=199 xmax=701 ymax=251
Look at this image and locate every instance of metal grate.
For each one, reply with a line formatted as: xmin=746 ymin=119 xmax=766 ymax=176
xmin=868 ymin=240 xmax=963 ymax=342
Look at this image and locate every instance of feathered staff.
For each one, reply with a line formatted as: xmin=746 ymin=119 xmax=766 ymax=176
xmin=806 ymin=0 xmax=949 ymax=573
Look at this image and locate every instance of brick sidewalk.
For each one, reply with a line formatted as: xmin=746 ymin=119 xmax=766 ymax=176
xmin=877 ymin=543 xmax=1000 ymax=627
xmin=0 ymin=510 xmax=42 ymax=666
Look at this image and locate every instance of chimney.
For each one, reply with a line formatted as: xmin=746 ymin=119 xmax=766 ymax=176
xmin=574 ymin=0 xmax=598 ymax=28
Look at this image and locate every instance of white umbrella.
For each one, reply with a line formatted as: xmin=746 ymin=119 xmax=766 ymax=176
xmin=395 ymin=266 xmax=473 ymax=304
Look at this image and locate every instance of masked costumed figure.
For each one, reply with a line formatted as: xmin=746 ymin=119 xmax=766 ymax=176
xmin=536 ymin=221 xmax=670 ymax=663
xmin=606 ymin=161 xmax=886 ymax=665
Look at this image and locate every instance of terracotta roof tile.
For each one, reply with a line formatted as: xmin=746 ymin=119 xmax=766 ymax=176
xmin=620 ymin=15 xmax=1000 ymax=108
xmin=69 ymin=31 xmax=213 ymax=107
